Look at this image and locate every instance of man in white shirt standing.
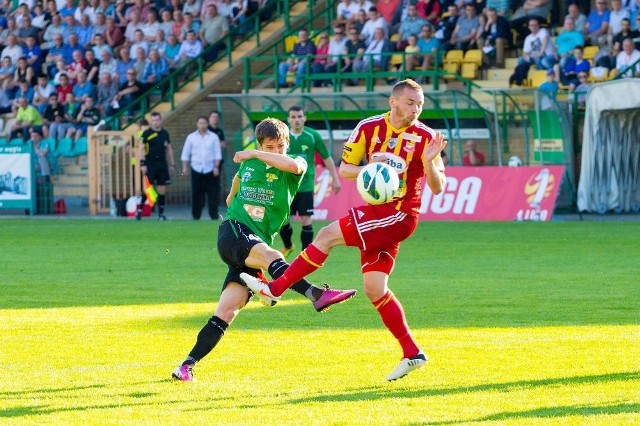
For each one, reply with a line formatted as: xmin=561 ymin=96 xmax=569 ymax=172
xmin=181 ymin=115 xmax=223 ymax=220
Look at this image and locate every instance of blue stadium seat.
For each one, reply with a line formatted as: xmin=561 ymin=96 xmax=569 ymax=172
xmin=56 ymin=137 xmax=75 ymax=157
xmin=73 ymin=136 xmax=88 ymax=156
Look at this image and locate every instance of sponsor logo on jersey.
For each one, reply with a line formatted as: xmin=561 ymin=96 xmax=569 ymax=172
xmin=372 ymin=152 xmax=407 ymax=173
xmin=401 ymin=132 xmax=422 ymax=143
xmin=244 ymin=204 xmax=265 ymax=220
xmin=265 ymin=173 xmax=278 ymax=183
xmin=403 ymin=143 xmax=416 ymax=153
xmin=388 ymin=137 xmax=398 ymax=149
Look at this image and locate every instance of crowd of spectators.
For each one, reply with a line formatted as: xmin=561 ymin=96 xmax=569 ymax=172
xmin=0 ymin=0 xmax=263 ymax=142
xmin=278 ymin=0 xmax=640 ymax=89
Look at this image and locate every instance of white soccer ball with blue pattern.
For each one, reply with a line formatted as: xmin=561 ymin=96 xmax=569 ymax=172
xmin=356 ymin=162 xmax=400 ymax=205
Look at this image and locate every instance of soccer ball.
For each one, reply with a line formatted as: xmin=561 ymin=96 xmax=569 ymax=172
xmin=508 ymin=156 xmax=523 ymax=167
xmin=356 ymin=162 xmax=400 ymax=205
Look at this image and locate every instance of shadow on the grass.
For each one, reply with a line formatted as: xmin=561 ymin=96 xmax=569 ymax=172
xmin=287 ymin=370 xmax=640 ymax=404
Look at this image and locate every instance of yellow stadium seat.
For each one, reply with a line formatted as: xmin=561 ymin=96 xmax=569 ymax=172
xmin=284 ymin=35 xmax=298 ymax=53
xmin=463 ymin=49 xmax=483 ymax=66
xmin=529 ymin=70 xmax=548 ymax=88
xmin=461 ymin=62 xmax=478 ymax=79
xmin=443 ymin=61 xmax=459 ymax=79
xmin=444 ymin=49 xmax=464 ymax=65
xmin=390 ymin=33 xmax=400 ymax=43
xmin=583 ymin=45 xmax=599 ymax=61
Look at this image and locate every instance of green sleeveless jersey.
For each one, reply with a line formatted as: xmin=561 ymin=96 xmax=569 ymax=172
xmin=288 ymin=126 xmax=330 ymax=192
xmin=226 ymin=156 xmax=306 ymax=245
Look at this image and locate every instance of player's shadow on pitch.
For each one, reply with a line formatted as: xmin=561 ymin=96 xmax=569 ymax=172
xmin=287 ymin=370 xmax=640 ymax=404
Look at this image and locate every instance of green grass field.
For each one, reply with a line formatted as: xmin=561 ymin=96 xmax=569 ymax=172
xmin=1 ymin=218 xmax=639 ymax=425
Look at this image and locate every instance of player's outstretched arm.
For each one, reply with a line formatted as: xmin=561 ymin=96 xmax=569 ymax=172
xmin=226 ymin=173 xmax=240 ymax=206
xmin=233 ymin=150 xmax=307 ymax=175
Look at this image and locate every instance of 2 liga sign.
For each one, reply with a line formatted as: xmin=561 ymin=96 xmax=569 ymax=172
xmin=312 ymin=166 xmax=565 ymax=222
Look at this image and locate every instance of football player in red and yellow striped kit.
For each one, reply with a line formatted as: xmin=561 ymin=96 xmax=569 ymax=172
xmin=241 ymin=79 xmax=447 ymax=381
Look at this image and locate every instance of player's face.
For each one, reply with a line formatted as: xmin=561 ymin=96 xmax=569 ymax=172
xmin=287 ymin=110 xmax=305 ymax=131
xmin=390 ymin=88 xmax=424 ymax=128
xmin=260 ymin=138 xmax=288 ymax=154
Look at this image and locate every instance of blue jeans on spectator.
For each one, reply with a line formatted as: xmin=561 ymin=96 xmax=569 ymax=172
xmin=278 ymin=59 xmax=308 ymax=87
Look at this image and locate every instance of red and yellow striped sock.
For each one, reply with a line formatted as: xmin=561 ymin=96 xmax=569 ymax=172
xmin=373 ymin=291 xmax=420 ymax=358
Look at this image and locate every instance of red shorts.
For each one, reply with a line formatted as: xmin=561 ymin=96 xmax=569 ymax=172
xmin=339 ymin=204 xmax=418 ymax=274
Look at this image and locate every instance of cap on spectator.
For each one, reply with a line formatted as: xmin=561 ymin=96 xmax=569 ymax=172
xmin=546 ymin=68 xmax=555 ymax=76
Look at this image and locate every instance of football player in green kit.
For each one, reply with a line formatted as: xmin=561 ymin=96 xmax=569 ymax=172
xmin=172 ymin=118 xmax=356 ymax=381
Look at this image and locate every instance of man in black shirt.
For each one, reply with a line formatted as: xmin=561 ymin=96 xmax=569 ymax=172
xmin=137 ymin=112 xmax=176 ymax=221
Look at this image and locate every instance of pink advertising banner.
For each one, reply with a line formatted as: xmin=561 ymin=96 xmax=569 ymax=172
xmin=312 ymin=166 xmax=566 ymax=222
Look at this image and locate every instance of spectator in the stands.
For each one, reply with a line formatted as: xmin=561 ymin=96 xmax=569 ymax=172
xmin=31 ymin=4 xmax=49 ymax=30
xmin=142 ymin=10 xmax=161 ymax=42
xmin=97 ymin=0 xmax=116 ymax=20
xmin=336 ymin=0 xmax=358 ymax=24
xmin=104 ymin=16 xmax=124 ymax=52
xmin=44 ymin=33 xmax=66 ymax=74
xmin=445 ymin=3 xmax=479 ymax=51
xmin=94 ymin=13 xmax=107 ymax=36
xmin=613 ymin=18 xmax=640 ymax=52
xmin=404 ymin=34 xmax=422 ymax=71
xmin=567 ymin=3 xmax=588 ymax=34
xmin=55 ymin=72 xmax=73 ymax=102
xmin=98 ymin=49 xmax=118 ymax=80
xmin=174 ymin=29 xmax=203 ymax=65
xmin=182 ymin=0 xmax=201 ymax=23
xmin=555 ymin=16 xmax=585 ymax=67
xmin=415 ymin=0 xmax=441 ymax=26
xmin=277 ymin=28 xmax=316 ymax=87
xmin=76 ymin=13 xmax=94 ymax=47
xmin=95 ymin=72 xmax=118 ymax=114
xmin=172 ymin=10 xmax=185 ymax=39
xmin=74 ymin=0 xmax=89 ymax=23
xmin=568 ymin=72 xmax=590 ymax=108
xmin=159 ymin=9 xmax=175 ymax=37
xmin=67 ymin=49 xmax=86 ymax=82
xmin=558 ymin=45 xmax=590 ymax=86
xmin=325 ymin=25 xmax=348 ymax=74
xmin=354 ymin=0 xmax=375 ymax=16
xmin=108 ymin=67 xmax=143 ymax=118
xmin=63 ymin=92 xmax=81 ymax=133
xmin=377 ymin=0 xmax=400 ymax=27
xmin=230 ymin=0 xmax=249 ymax=35
xmin=360 ymin=7 xmax=388 ymax=46
xmin=23 ymin=35 xmax=43 ymax=75
xmin=520 ymin=17 xmax=555 ymax=70
xmin=16 ymin=15 xmax=40 ymax=47
xmin=309 ymin=32 xmax=329 ymax=87
xmin=180 ymin=13 xmax=201 ymax=41
xmin=115 ymin=47 xmax=134 ymax=84
xmin=91 ymin=33 xmax=112 ymax=62
xmin=72 ymin=69 xmax=96 ymax=102
xmin=2 ymin=35 xmax=24 ymax=65
xmin=114 ymin=0 xmax=128 ymax=28
xmin=538 ymin=68 xmax=559 ymax=110
xmin=142 ymin=48 xmax=169 ymax=86
xmin=434 ymin=5 xmax=458 ymax=44
xmin=481 ymin=7 xmax=510 ymax=68
xmin=485 ymin=0 xmax=510 ymax=18
xmin=342 ymin=26 xmax=365 ymax=84
xmin=200 ymin=0 xmax=218 ymax=23
xmin=70 ymin=96 xmax=101 ymax=141
xmin=586 ymin=0 xmax=611 ymax=47
xmin=0 ymin=57 xmax=14 ymax=93
xmin=42 ymin=93 xmax=66 ymax=139
xmin=132 ymin=46 xmax=147 ymax=81
xmin=510 ymin=0 xmax=552 ymax=38
xmin=354 ymin=27 xmax=392 ymax=72
xmin=150 ymin=29 xmax=168 ymax=57
xmin=200 ymin=3 xmax=229 ymax=61
xmin=126 ymin=0 xmax=152 ymax=22
xmin=32 ymin=129 xmax=51 ymax=182
xmin=129 ymin=29 xmax=149 ymax=57
xmin=417 ymin=24 xmax=440 ymax=71
xmin=0 ymin=86 xmax=13 ymax=114
xmin=352 ymin=9 xmax=368 ymax=34
xmin=0 ymin=17 xmax=18 ymax=49
xmin=11 ymin=56 xmax=34 ymax=91
xmin=397 ymin=4 xmax=428 ymax=51
xmin=12 ymin=80 xmax=35 ymax=112
xmin=42 ymin=13 xmax=64 ymax=49
xmin=11 ymin=96 xmax=43 ymax=141
xmin=83 ymin=49 xmax=101 ymax=85
xmin=609 ymin=0 xmax=629 ymax=37
xmin=125 ymin=10 xmax=144 ymax=42
xmin=65 ymin=33 xmax=85 ymax=64
xmin=33 ymin=74 xmax=56 ymax=113
xmin=62 ymin=14 xmax=79 ymax=41
xmin=614 ymin=37 xmax=640 ymax=77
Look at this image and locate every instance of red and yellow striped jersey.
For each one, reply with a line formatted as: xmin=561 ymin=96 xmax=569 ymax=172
xmin=342 ymin=112 xmax=439 ymax=213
